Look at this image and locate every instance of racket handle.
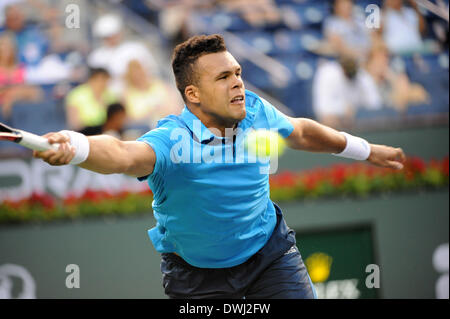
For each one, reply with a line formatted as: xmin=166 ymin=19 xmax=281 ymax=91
xmin=18 ymin=130 xmax=60 ymax=151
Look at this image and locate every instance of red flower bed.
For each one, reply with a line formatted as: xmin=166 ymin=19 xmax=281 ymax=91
xmin=269 ymin=156 xmax=449 ymax=201
xmin=0 ymin=188 xmax=153 ymax=223
xmin=0 ymin=156 xmax=448 ymax=224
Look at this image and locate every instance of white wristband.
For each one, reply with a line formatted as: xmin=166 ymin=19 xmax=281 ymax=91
xmin=61 ymin=130 xmax=90 ymax=165
xmin=333 ymin=132 xmax=371 ymax=161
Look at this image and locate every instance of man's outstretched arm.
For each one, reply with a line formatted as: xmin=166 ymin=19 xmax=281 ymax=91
xmin=33 ymin=132 xmax=156 ymax=177
xmin=286 ymin=117 xmax=406 ymax=170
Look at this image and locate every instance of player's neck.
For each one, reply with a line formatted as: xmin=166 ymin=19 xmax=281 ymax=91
xmin=186 ymin=104 xmax=238 ymax=137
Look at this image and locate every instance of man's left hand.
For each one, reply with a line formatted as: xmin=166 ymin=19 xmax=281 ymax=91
xmin=367 ymin=144 xmax=406 ymax=170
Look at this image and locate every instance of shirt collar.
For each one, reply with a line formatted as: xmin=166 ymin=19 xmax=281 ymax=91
xmin=179 ymin=94 xmax=255 ymax=143
xmin=180 ymin=106 xmax=218 ymax=143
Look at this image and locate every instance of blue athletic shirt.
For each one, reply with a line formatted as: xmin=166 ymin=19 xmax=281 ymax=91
xmin=137 ymin=90 xmax=294 ymax=268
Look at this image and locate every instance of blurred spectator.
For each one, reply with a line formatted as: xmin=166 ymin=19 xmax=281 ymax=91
xmin=79 ymin=102 xmax=127 ymax=139
xmin=217 ymin=0 xmax=281 ymax=28
xmin=364 ymin=43 xmax=429 ymax=112
xmin=65 ymin=68 xmax=118 ymax=131
xmin=88 ymin=14 xmax=158 ymax=91
xmin=312 ymin=55 xmax=381 ymax=128
xmin=0 ymin=32 xmax=43 ymax=118
xmin=322 ymin=0 xmax=372 ymax=60
xmin=1 ymin=3 xmax=49 ymax=67
xmin=381 ymin=0 xmax=426 ymax=54
xmin=0 ymin=32 xmax=24 ymax=85
xmin=0 ymin=0 xmax=21 ymax=27
xmin=122 ymin=59 xmax=182 ymax=130
xmin=428 ymin=0 xmax=449 ymax=51
xmin=146 ymin=0 xmax=213 ymax=48
xmin=2 ymin=0 xmax=90 ymax=57
xmin=313 ymin=43 xmax=430 ymax=127
xmin=24 ymin=54 xmax=73 ymax=85
xmin=1 ymin=2 xmax=75 ymax=85
xmin=34 ymin=0 xmax=90 ymax=56
xmin=146 ymin=0 xmax=280 ymax=46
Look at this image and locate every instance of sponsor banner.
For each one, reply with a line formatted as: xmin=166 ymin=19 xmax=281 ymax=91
xmin=297 ymin=225 xmax=378 ymax=299
xmin=0 ymin=158 xmax=147 ymax=203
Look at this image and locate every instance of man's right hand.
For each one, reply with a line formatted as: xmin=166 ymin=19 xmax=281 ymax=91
xmin=33 ymin=132 xmax=76 ymax=166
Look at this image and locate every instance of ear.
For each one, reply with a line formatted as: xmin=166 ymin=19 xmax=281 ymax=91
xmin=184 ymin=85 xmax=200 ymax=104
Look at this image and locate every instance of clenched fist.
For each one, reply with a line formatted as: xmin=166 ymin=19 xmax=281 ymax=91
xmin=367 ymin=144 xmax=406 ymax=170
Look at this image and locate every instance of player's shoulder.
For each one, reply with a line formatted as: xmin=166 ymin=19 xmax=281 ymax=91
xmin=243 ymin=89 xmax=283 ymax=128
xmin=245 ymin=89 xmax=266 ymax=112
xmin=158 ymin=112 xmax=194 ymax=132
xmin=245 ymin=89 xmax=261 ymax=104
xmin=245 ymin=89 xmax=279 ymax=114
xmin=243 ymin=90 xmax=265 ymax=123
xmin=139 ymin=114 xmax=187 ymax=141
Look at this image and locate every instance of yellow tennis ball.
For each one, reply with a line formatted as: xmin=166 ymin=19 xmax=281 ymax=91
xmin=245 ymin=129 xmax=286 ymax=158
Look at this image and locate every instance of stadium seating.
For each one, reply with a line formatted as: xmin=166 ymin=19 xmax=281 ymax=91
xmin=404 ymin=53 xmax=449 ymax=114
xmin=194 ymin=0 xmax=449 ymax=120
xmin=0 ymin=0 xmax=448 ymax=152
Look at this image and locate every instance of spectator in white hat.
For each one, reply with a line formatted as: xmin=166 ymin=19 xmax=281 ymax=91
xmin=87 ymin=13 xmax=158 ymax=92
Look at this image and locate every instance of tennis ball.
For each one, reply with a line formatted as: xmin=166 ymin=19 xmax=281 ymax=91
xmin=245 ymin=129 xmax=286 ymax=158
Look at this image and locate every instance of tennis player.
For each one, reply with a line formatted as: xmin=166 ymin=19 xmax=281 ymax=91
xmin=34 ymin=34 xmax=406 ymax=299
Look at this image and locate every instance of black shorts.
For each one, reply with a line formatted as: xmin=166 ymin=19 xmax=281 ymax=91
xmin=160 ymin=203 xmax=317 ymax=299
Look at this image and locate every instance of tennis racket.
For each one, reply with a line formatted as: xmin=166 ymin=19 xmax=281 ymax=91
xmin=0 ymin=122 xmax=60 ymax=151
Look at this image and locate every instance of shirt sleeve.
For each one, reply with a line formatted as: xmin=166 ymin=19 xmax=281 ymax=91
xmin=136 ymin=125 xmax=174 ymax=180
xmin=259 ymin=96 xmax=294 ymax=138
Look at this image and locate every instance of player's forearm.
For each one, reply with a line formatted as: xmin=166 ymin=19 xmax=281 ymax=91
xmin=287 ymin=118 xmax=346 ymax=153
xmin=35 ymin=131 xmax=156 ymax=176
xmin=78 ymin=135 xmax=133 ymax=174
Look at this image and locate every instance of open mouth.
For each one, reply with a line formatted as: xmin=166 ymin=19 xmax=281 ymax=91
xmin=230 ymin=95 xmax=245 ymax=104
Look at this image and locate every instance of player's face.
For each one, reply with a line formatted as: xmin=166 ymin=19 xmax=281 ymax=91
xmin=193 ymin=51 xmax=246 ymax=129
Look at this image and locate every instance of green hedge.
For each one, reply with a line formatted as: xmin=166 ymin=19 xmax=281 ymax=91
xmin=1 ymin=156 xmax=448 ymax=224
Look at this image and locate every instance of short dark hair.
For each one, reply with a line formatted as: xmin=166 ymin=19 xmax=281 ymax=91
xmin=106 ymin=102 xmax=125 ymax=119
xmin=338 ymin=55 xmax=358 ymax=80
xmin=88 ymin=67 xmax=110 ymax=79
xmin=171 ymin=34 xmax=227 ymax=101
